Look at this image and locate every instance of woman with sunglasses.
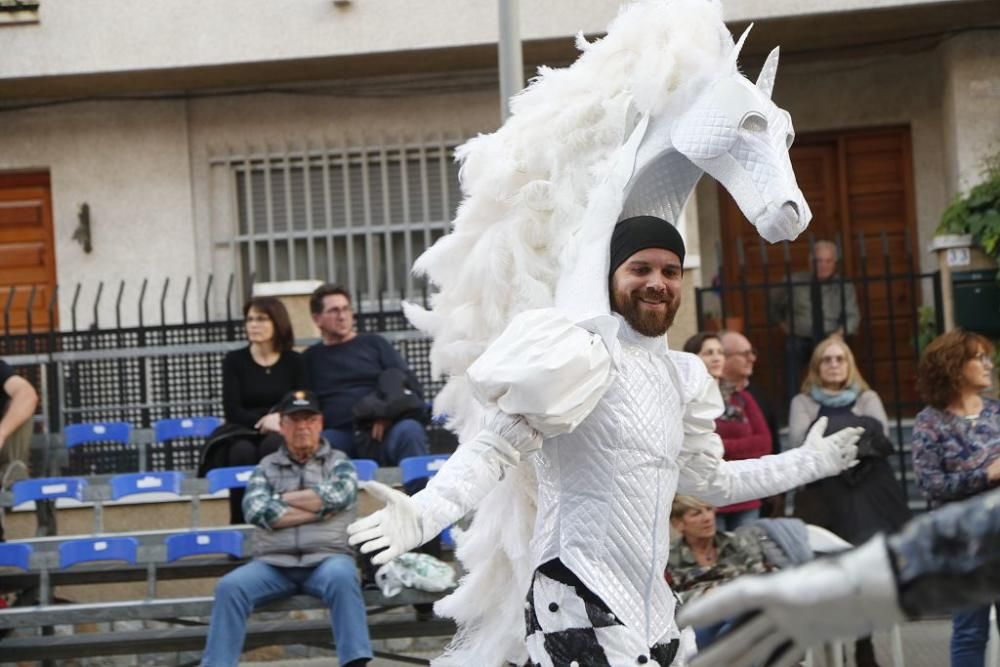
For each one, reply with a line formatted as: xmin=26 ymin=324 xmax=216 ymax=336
xmin=912 ymin=330 xmax=999 ymax=667
xmin=200 ymin=296 xmax=306 ymax=523
xmin=788 ymin=335 xmax=910 ymax=667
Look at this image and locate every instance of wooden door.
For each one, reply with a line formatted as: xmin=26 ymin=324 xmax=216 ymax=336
xmin=718 ymin=127 xmax=919 ymax=416
xmin=0 ymin=172 xmax=57 ymax=333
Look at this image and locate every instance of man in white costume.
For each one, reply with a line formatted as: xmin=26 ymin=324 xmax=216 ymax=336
xmin=347 ymin=2 xmax=865 ymax=665
xmin=350 ymin=215 xmax=862 ymax=666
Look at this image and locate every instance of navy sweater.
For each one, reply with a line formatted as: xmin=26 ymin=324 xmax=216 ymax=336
xmin=303 ymin=334 xmax=423 ymax=431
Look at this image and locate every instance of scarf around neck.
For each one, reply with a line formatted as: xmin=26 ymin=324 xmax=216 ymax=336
xmin=810 ymin=383 xmax=859 ymax=408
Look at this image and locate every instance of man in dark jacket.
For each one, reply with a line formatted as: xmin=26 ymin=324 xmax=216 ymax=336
xmin=304 ymin=284 xmax=430 ymax=467
xmin=201 ymin=390 xmax=372 ymax=667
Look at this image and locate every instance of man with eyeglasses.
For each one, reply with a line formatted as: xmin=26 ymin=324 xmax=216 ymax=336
xmin=304 ymin=284 xmax=431 ymax=475
xmin=719 ymin=331 xmax=779 ymax=525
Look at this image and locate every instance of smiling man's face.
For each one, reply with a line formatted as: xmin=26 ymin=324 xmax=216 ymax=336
xmin=610 ymin=247 xmax=683 ymax=337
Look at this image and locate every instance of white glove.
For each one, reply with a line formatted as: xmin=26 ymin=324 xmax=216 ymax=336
xmin=800 ymin=416 xmax=861 ymax=476
xmin=678 ymin=536 xmax=905 ymax=667
xmin=347 ymin=408 xmax=540 ymax=566
xmin=679 ymin=416 xmax=864 ymax=507
xmin=348 ymin=480 xmax=424 ymax=565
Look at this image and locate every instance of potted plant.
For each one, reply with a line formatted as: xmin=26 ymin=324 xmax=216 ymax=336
xmin=934 ymin=149 xmax=1000 ymax=279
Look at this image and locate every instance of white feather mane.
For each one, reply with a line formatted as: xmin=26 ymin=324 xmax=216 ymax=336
xmin=401 ymin=2 xmax=737 ymax=663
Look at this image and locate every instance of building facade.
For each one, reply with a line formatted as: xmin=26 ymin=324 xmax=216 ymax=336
xmin=1 ymin=0 xmax=998 ymax=341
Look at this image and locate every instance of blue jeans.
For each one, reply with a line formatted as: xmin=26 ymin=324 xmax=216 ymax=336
xmin=717 ymin=508 xmax=760 ymax=531
xmin=695 ymin=618 xmax=737 ymax=650
xmin=950 ymin=603 xmax=1000 ymax=667
xmin=323 ymin=418 xmax=429 ymax=466
xmin=201 ymin=555 xmax=372 ymax=667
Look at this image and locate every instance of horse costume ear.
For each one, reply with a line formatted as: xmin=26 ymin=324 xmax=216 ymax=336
xmin=756 ymin=46 xmax=780 ymax=99
xmin=729 ymin=23 xmax=753 ymax=70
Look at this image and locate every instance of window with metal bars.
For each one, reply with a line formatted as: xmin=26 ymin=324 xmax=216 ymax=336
xmin=231 ymin=140 xmax=462 ymax=302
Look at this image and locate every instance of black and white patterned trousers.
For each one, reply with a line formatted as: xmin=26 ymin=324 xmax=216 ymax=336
xmin=523 ymin=560 xmax=680 ymax=667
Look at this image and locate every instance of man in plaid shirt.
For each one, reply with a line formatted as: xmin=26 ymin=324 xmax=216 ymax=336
xmin=202 ymin=390 xmax=372 ymax=667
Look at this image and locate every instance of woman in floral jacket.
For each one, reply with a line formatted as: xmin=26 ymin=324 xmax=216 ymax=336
xmin=912 ymin=329 xmax=999 ymax=667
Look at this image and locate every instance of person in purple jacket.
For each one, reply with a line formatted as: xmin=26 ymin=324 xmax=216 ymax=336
xmin=911 ymin=329 xmax=999 ymax=667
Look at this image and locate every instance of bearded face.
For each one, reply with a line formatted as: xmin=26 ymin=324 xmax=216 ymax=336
xmin=609 ymin=248 xmax=683 ymax=338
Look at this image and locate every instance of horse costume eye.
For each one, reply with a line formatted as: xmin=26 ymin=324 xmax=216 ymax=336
xmin=785 ymin=130 xmax=795 ymax=149
xmin=740 ymin=113 xmax=768 ymax=133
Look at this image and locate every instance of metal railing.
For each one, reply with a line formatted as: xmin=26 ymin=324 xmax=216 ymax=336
xmin=696 ymin=230 xmax=944 ymax=507
xmin=1 ymin=279 xmax=449 ymax=478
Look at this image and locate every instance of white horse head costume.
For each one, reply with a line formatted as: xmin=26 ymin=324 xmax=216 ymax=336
xmin=402 ymin=1 xmax=810 ymax=664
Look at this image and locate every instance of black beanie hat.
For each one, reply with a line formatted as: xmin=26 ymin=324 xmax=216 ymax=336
xmin=609 ymin=216 xmax=686 ymax=277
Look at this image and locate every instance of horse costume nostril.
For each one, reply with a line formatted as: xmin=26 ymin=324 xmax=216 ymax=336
xmin=782 ymin=201 xmax=800 ymax=218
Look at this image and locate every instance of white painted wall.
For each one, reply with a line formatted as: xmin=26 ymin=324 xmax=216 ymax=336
xmin=0 ymin=101 xmax=198 ymax=328
xmin=0 ymin=6 xmax=995 ymax=330
xmin=0 ymin=0 xmax=977 ymax=80
xmin=940 ymin=31 xmax=1000 ymax=196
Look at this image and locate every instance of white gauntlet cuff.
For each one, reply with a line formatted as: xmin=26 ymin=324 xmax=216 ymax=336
xmin=412 ymin=408 xmax=537 ymax=542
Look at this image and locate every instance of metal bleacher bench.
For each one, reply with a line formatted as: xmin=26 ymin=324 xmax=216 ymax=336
xmin=0 ymin=466 xmax=454 ymax=663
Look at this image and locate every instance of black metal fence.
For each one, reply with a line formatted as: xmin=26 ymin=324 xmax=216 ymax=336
xmin=696 ymin=231 xmax=945 ymax=507
xmin=1 ymin=277 xmax=451 ymax=478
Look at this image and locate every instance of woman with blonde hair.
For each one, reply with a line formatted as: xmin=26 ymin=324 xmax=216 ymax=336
xmin=912 ymin=330 xmax=999 ymax=667
xmin=788 ymin=335 xmax=910 ymax=667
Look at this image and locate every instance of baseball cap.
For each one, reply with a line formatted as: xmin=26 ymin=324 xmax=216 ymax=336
xmin=276 ymin=390 xmax=321 ymax=416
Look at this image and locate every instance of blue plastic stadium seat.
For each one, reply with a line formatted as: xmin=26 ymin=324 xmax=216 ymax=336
xmin=399 ymin=455 xmax=449 ymax=484
xmin=12 ymin=477 xmax=86 ymax=508
xmin=64 ymin=422 xmax=131 ymax=449
xmin=59 ymin=536 xmax=139 ymax=569
xmin=110 ymin=471 xmax=185 ymax=500
xmin=400 ymin=455 xmax=453 ymax=546
xmin=154 ymin=417 xmax=222 ymax=443
xmin=352 ymin=459 xmax=378 ymax=482
xmin=206 ymin=465 xmax=256 ymax=493
xmin=0 ymin=543 xmax=32 ymax=570
xmin=165 ymin=530 xmax=244 ymax=562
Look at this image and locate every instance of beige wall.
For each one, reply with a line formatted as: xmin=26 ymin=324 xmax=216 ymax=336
xmin=1 ymin=0 xmax=969 ymax=81
xmin=940 ymin=31 xmax=1000 ymax=196
xmin=0 ymin=0 xmax=620 ymax=80
xmin=1 ymin=21 xmax=996 ymax=328
xmin=0 ymin=100 xmax=199 ymax=327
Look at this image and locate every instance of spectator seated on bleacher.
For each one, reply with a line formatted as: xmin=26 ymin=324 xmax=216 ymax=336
xmin=666 ymin=495 xmax=779 ymax=652
xmin=305 ymin=284 xmax=430 ymax=475
xmin=199 ymin=296 xmax=306 ymax=524
xmin=0 ymin=359 xmax=39 ymax=541
xmin=201 ymin=390 xmax=371 ymax=667
xmin=304 ymin=284 xmax=440 ymax=574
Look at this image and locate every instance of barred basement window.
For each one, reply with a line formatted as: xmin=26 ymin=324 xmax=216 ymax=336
xmin=229 ymin=138 xmax=462 ymax=302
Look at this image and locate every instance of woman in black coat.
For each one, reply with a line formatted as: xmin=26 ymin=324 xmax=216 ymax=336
xmin=200 ymin=296 xmax=306 ymax=523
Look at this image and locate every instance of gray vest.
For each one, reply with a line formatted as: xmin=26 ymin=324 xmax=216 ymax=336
xmin=252 ymin=440 xmax=357 ymax=568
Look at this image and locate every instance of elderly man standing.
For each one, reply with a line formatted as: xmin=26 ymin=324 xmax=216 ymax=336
xmin=716 ymin=331 xmax=776 ymax=528
xmin=305 ymin=284 xmax=430 ymax=470
xmin=201 ymin=390 xmax=372 ymax=667
xmin=770 ymin=240 xmax=860 ymax=402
